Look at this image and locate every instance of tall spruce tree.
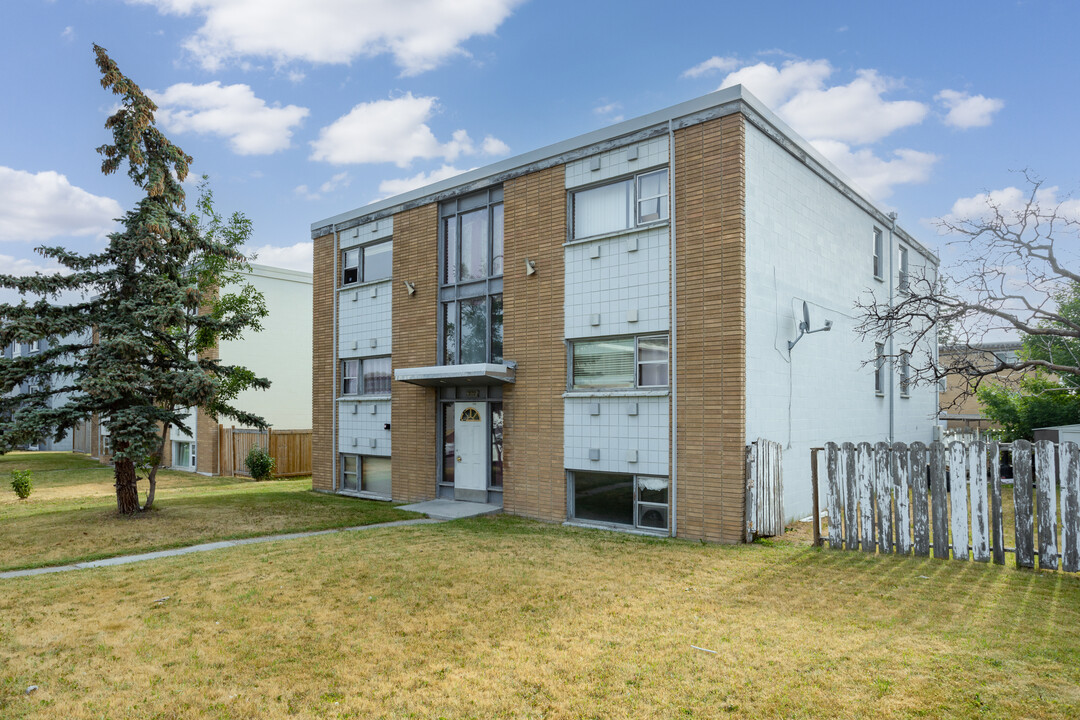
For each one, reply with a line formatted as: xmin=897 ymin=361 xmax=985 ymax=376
xmin=0 ymin=45 xmax=269 ymax=514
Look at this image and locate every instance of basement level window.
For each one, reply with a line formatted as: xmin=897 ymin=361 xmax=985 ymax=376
xmin=568 ymin=471 xmax=669 ymax=531
xmin=340 ymin=454 xmax=391 ymax=498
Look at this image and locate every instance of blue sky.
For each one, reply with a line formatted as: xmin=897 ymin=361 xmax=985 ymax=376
xmin=1 ymin=0 xmax=1077 ymax=280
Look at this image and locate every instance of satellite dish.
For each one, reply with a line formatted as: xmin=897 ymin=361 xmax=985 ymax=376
xmin=788 ymin=300 xmax=833 ymax=351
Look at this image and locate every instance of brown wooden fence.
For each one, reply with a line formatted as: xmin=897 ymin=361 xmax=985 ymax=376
xmin=218 ymin=427 xmax=312 ymax=478
xmin=814 ymin=440 xmax=1080 ymax=572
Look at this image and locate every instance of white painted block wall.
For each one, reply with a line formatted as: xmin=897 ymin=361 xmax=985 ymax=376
xmin=744 ymin=122 xmax=938 ymax=520
xmin=337 ymin=399 xmax=392 ymax=457
xmin=563 ymin=138 xmax=672 ymax=481
xmin=564 ymin=394 xmax=669 ymax=476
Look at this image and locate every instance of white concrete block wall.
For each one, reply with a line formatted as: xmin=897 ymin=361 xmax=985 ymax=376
xmin=337 ymin=398 xmax=391 ymax=457
xmin=744 ymin=122 xmax=938 ymax=520
xmin=564 ymin=226 xmax=669 ymax=339
xmin=340 ymin=218 xmax=392 ymax=249
xmin=564 ymin=394 xmax=669 ymax=476
xmin=565 ymin=136 xmax=669 ymax=189
xmin=338 ymin=279 xmax=393 ymax=358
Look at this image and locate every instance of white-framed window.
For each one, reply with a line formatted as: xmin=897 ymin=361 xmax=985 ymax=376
xmin=873 ymin=228 xmax=884 ymax=280
xmin=568 ymin=471 xmax=669 ymax=531
xmin=570 ymin=335 xmax=669 ymax=390
xmin=339 ymin=454 xmax=392 ymax=498
xmin=875 ymin=343 xmax=886 ymax=396
xmin=899 ymin=351 xmax=911 ymax=398
xmin=572 ymin=168 xmax=669 ymax=240
xmin=898 ymin=245 xmax=909 ymax=292
xmin=341 ymin=357 xmax=391 ymax=396
xmin=173 ymin=440 xmax=195 ymax=468
xmin=342 ymin=239 xmax=393 ymax=286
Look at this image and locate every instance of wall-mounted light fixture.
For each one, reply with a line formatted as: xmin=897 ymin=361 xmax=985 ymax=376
xmin=525 ymin=259 xmax=537 ymax=276
xmin=402 ymin=280 xmax=416 ymax=295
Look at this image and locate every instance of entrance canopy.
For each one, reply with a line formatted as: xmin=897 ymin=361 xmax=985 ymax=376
xmin=394 ymin=361 xmax=516 ymax=387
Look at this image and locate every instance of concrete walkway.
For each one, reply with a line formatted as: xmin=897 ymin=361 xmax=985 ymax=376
xmin=0 ymin=518 xmax=441 ymax=580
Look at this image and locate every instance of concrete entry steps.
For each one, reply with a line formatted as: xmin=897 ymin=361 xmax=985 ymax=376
xmin=396 ymin=499 xmax=502 ymax=520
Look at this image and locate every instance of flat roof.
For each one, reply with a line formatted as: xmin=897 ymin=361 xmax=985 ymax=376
xmin=312 ymin=85 xmax=937 ymax=264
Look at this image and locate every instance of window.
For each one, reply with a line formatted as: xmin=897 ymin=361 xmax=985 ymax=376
xmin=572 ymin=168 xmax=669 ymax=239
xmin=341 ymin=357 xmax=391 ymax=396
xmin=440 ymin=189 xmax=504 ymax=366
xmin=341 ymin=240 xmax=393 ymax=286
xmin=340 ymin=454 xmax=392 ymax=497
xmin=569 ymin=471 xmax=669 ymax=531
xmin=442 ymin=295 xmax=503 ymax=365
xmin=873 ymin=228 xmax=884 ymax=280
xmin=898 ymin=245 xmax=909 ymax=292
xmin=874 ymin=343 xmax=886 ymax=395
xmin=570 ymin=335 xmax=669 ymax=390
xmin=173 ymin=440 xmax=194 ymax=468
xmin=899 ymin=351 xmax=911 ymax=397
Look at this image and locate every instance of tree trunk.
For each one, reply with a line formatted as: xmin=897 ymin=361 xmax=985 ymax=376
xmin=143 ymin=424 xmax=169 ymax=512
xmin=114 ymin=457 xmax=141 ymax=515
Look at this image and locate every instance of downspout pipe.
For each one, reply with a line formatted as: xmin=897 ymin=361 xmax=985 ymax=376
xmin=887 ymin=212 xmax=897 ymax=444
xmin=668 ymin=120 xmax=678 ymax=538
xmin=332 ymin=229 xmax=339 ymax=491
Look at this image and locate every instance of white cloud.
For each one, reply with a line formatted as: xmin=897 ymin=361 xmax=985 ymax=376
xmin=61 ymin=26 xmax=75 ymax=41
xmin=0 ymin=167 xmax=122 ymax=242
xmin=593 ymin=102 xmax=624 ymax=123
xmin=129 ymin=0 xmax=525 ymax=76
xmin=151 ymin=82 xmax=309 ymax=155
xmin=681 ymin=55 xmax=738 ymax=78
xmin=310 ymin=93 xmax=507 ymax=167
xmin=0 ymin=253 xmax=67 ymax=277
xmin=319 ymin=172 xmax=350 ymax=194
xmin=722 ymin=62 xmax=926 ymax=144
xmin=286 ymin=70 xmax=306 ymax=84
xmin=481 ymin=135 xmax=510 ymax=156
xmin=293 ymin=184 xmax=318 ymax=201
xmin=248 ymin=241 xmax=312 ymax=272
xmin=935 ymin=89 xmax=1004 ymax=129
xmin=378 ymin=164 xmax=469 ymax=198
xmin=946 ymin=185 xmax=1080 ymax=224
xmin=810 ymin=140 xmax=938 ymax=200
xmin=712 ymin=57 xmax=933 ymax=199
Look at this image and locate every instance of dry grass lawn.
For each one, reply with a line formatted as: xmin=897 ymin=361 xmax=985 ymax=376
xmin=2 ymin=515 xmax=1079 ymax=719
xmin=0 ymin=452 xmax=418 ymax=571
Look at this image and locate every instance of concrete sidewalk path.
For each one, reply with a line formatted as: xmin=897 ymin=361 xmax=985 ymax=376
xmin=0 ymin=518 xmax=442 ymax=580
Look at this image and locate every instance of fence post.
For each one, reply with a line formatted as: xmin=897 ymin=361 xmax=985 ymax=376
xmin=949 ymin=441 xmax=970 ymax=561
xmin=910 ymin=442 xmax=930 ymax=557
xmin=892 ymin=443 xmax=910 ymax=555
xmin=930 ymin=442 xmax=949 ymax=560
xmin=1035 ymin=439 xmax=1059 ymax=571
xmin=990 ymin=442 xmax=1005 ymax=565
xmin=970 ymin=441 xmax=990 ymax=562
xmin=1013 ymin=440 xmax=1035 ymax=569
xmin=1062 ymin=441 xmax=1080 ymax=573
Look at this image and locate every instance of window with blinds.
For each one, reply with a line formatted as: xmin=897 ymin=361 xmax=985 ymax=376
xmin=571 ymin=168 xmax=669 ymax=240
xmin=570 ymin=335 xmax=669 ymax=390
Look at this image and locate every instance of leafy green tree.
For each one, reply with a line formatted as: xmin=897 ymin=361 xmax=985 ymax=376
xmin=0 ymin=45 xmax=268 ymax=514
xmin=1023 ymin=281 xmax=1080 ymax=389
xmin=978 ymin=374 xmax=1080 ymax=441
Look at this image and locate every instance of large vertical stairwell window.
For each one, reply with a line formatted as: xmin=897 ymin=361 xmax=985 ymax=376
xmin=439 ymin=187 xmax=504 ymax=365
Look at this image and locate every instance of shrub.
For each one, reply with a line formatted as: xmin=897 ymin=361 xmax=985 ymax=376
xmin=245 ymin=445 xmax=275 ymax=481
xmin=10 ymin=469 xmax=33 ymax=499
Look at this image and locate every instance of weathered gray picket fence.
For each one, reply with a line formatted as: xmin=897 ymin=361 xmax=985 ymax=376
xmin=746 ymin=438 xmax=784 ymax=541
xmin=819 ymin=440 xmax=1080 ymax=572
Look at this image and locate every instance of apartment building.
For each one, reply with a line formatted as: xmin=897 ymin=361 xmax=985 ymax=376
xmin=310 ymin=86 xmax=939 ymax=542
xmin=79 ymin=263 xmax=313 ymax=474
xmin=2 ymin=337 xmax=77 ymax=451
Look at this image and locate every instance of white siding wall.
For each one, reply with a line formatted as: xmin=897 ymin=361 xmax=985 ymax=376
xmin=337 ymin=398 xmax=391 ymax=457
xmin=218 ymin=264 xmax=313 ymax=430
xmin=338 ymin=280 xmax=392 ymax=358
xmin=564 ymin=226 xmax=669 ymax=338
xmin=563 ymin=138 xmax=672 ymax=484
xmin=335 ymin=218 xmax=394 ymax=463
xmin=564 ymin=394 xmax=669 ymax=476
xmin=744 ymin=123 xmax=939 ymax=520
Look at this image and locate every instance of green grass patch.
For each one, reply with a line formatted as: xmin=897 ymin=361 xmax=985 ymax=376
xmin=0 ymin=452 xmax=419 ymax=571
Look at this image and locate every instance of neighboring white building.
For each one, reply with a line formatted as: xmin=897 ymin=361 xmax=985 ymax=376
xmin=85 ymin=263 xmax=313 ymax=474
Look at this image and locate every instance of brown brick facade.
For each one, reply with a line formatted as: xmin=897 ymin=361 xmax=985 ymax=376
xmin=312 ymin=232 xmax=336 ymax=491
xmin=673 ymin=114 xmax=747 ymax=543
xmin=390 ymin=203 xmax=439 ymax=502
xmin=502 ymin=165 xmax=567 ymax=522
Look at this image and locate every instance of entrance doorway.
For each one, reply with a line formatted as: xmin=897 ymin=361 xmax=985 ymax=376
xmin=439 ymin=395 xmax=503 ymax=504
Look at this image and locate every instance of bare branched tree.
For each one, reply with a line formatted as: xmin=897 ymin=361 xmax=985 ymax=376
xmin=857 ymin=172 xmax=1080 ymax=406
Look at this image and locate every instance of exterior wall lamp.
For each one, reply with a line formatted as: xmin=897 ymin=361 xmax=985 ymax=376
xmin=525 ymin=259 xmax=536 ymax=276
xmin=402 ymin=280 xmax=416 ymax=295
